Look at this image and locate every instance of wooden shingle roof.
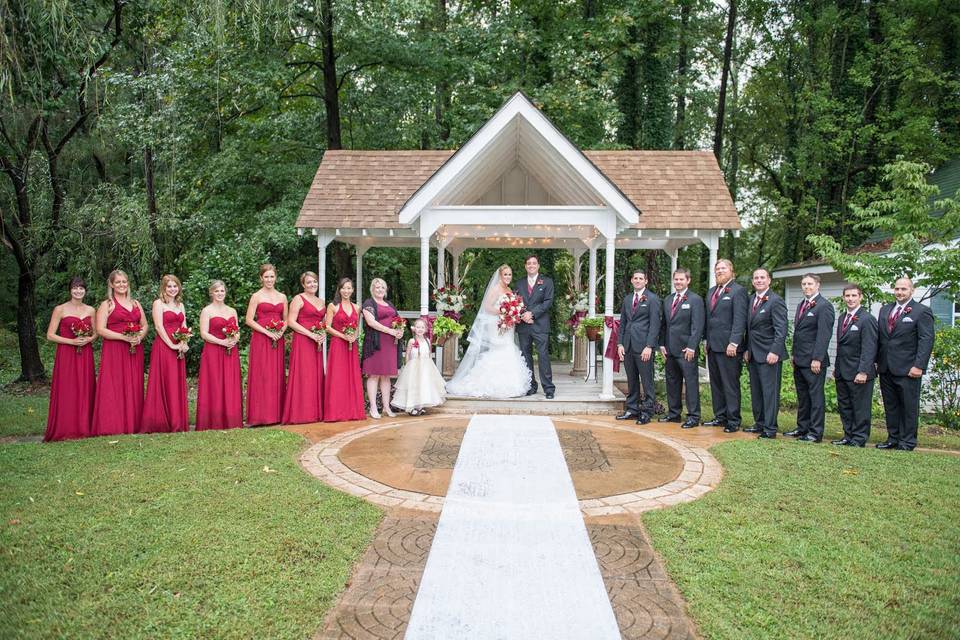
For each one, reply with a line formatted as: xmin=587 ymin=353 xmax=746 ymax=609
xmin=296 ymin=149 xmax=740 ymax=230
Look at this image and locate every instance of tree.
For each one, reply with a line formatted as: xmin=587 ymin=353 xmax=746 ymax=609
xmin=807 ymin=159 xmax=960 ymax=302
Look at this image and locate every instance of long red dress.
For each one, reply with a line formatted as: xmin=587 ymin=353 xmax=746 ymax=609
xmin=196 ymin=316 xmax=243 ymax=430
xmin=246 ymin=302 xmax=286 ymax=426
xmin=92 ymin=300 xmax=145 ymax=436
xmin=324 ymin=303 xmax=366 ymax=422
xmin=140 ymin=310 xmax=189 ymax=433
xmin=281 ymin=296 xmax=325 ymax=424
xmin=45 ymin=314 xmax=96 ymax=441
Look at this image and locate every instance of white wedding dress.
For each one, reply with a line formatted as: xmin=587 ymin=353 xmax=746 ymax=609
xmin=446 ymin=275 xmax=532 ymax=399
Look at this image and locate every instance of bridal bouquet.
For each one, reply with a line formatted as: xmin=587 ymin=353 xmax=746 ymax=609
xmin=497 ymin=292 xmax=526 ymax=334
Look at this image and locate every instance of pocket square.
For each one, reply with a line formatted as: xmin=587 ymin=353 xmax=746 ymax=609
xmin=850 ymin=325 xmax=859 ymax=331
xmin=681 ymin=303 xmax=690 ymax=309
xmin=759 ymin=309 xmax=766 ymax=314
xmin=807 ymin=312 xmax=815 ymax=317
xmin=903 ymin=317 xmax=914 ymax=323
xmin=722 ymin=296 xmax=731 ymax=300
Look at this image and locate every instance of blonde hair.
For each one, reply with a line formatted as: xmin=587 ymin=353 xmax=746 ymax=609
xmin=369 ymin=277 xmax=387 ymax=296
xmin=300 ymin=271 xmax=318 ymax=288
xmin=105 ymin=269 xmax=130 ymax=302
xmin=158 ymin=274 xmax=183 ymax=304
xmin=259 ymin=263 xmax=276 ymax=278
xmin=498 ymin=264 xmax=512 ymax=277
xmin=412 ymin=318 xmax=428 ymax=331
xmin=208 ymin=279 xmax=226 ymax=301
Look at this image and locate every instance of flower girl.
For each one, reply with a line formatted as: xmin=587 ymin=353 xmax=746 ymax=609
xmin=391 ymin=318 xmax=447 ymax=416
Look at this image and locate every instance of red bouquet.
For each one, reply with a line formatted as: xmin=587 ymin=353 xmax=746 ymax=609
xmin=264 ymin=319 xmax=285 ymax=349
xmin=390 ymin=316 xmax=407 ymax=336
xmin=122 ymin=322 xmax=141 ymax=354
xmin=222 ymin=317 xmax=240 ymax=355
xmin=70 ymin=317 xmax=94 ymax=354
xmin=309 ymin=321 xmax=327 ymax=352
xmin=497 ymin=292 xmax=526 ymax=335
xmin=342 ymin=319 xmax=358 ymax=351
xmin=171 ymin=326 xmax=193 ymax=359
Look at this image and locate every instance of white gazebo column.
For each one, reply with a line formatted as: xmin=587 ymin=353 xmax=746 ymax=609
xmin=355 ymin=244 xmax=370 ymax=301
xmin=420 ymin=235 xmax=430 ymax=315
xmin=587 ymin=243 xmax=598 ymax=382
xmin=444 ymin=247 xmax=465 ymax=376
xmin=316 ymin=231 xmax=334 ymax=374
xmin=435 ymin=241 xmax=445 ymax=369
xmin=705 ymin=233 xmax=720 ymax=288
xmin=670 ymin=246 xmax=679 ymax=275
xmin=570 ymin=248 xmax=586 ymax=375
xmin=600 ymin=236 xmax=616 ymax=400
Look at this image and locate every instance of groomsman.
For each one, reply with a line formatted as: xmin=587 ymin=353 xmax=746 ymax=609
xmin=659 ymin=268 xmax=705 ymax=428
xmin=744 ymin=268 xmax=788 ymax=438
xmin=616 ymin=270 xmax=661 ymax=425
xmin=876 ymin=277 xmax=935 ymax=451
xmin=785 ymin=274 xmax=835 ymax=442
xmin=831 ymin=284 xmax=878 ymax=447
xmin=704 ymin=259 xmax=749 ymax=433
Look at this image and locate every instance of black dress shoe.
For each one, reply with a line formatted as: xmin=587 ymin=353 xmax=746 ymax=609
xmin=897 ymin=446 xmax=915 ymax=451
xmin=615 ymin=412 xmax=637 ymax=420
xmin=851 ymin=442 xmax=865 ymax=447
xmin=723 ymin=425 xmax=740 ymax=433
xmin=797 ymin=434 xmax=822 ymax=443
xmin=525 ymin=388 xmax=538 ymax=396
xmin=703 ymin=418 xmax=726 ymax=427
xmin=635 ymin=415 xmax=651 ymax=425
xmin=743 ymin=426 xmax=762 ymax=433
xmin=831 ymin=438 xmax=853 ymax=446
xmin=658 ymin=415 xmax=682 ymax=423
xmin=545 ymin=392 xmax=554 ymax=399
xmin=784 ymin=429 xmax=804 ymax=438
xmin=875 ymin=441 xmax=898 ymax=449
xmin=681 ymin=418 xmax=700 ymax=429
xmin=757 ymin=432 xmax=776 ymax=439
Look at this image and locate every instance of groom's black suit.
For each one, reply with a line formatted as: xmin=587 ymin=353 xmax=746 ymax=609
xmin=515 ymin=274 xmax=555 ymax=395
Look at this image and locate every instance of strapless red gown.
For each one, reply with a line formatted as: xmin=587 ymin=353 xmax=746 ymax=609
xmin=324 ymin=303 xmax=365 ymax=422
xmin=141 ymin=310 xmax=189 ymax=433
xmin=282 ymin=296 xmax=325 ymax=424
xmin=92 ymin=301 xmax=145 ymax=436
xmin=196 ymin=316 xmax=244 ymax=430
xmin=45 ymin=315 xmax=96 ymax=441
xmin=246 ymin=302 xmax=286 ymax=426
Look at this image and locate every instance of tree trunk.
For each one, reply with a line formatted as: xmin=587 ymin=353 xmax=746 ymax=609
xmin=434 ymin=0 xmax=450 ymax=144
xmin=713 ymin=0 xmax=737 ymax=161
xmin=674 ymin=0 xmax=691 ymax=150
xmin=320 ymin=0 xmax=342 ymax=150
xmin=16 ymin=267 xmax=45 ymax=382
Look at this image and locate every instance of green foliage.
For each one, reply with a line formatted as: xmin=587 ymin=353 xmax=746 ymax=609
xmin=574 ymin=316 xmax=605 ymax=338
xmin=808 ymin=159 xmax=960 ymax=302
xmin=924 ymin=325 xmax=960 ymax=430
xmin=431 ymin=315 xmax=465 ymax=343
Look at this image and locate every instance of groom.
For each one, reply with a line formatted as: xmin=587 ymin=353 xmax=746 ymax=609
xmin=516 ymin=255 xmax=556 ymax=399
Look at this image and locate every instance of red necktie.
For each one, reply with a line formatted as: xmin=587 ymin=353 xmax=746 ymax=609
xmin=670 ymin=294 xmax=682 ymax=318
xmin=887 ymin=305 xmax=902 ymax=332
xmin=796 ymin=299 xmax=809 ymax=322
xmin=632 ymin=293 xmax=639 ymax=311
xmin=752 ymin=295 xmax=763 ymax=314
xmin=841 ymin=312 xmax=854 ymax=335
xmin=710 ymin=286 xmax=722 ymax=311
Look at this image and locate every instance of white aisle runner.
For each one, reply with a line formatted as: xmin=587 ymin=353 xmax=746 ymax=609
xmin=405 ymin=415 xmax=620 ymax=639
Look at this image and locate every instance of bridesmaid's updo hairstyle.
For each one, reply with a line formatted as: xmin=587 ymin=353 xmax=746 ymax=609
xmin=300 ymin=271 xmax=318 ymax=288
xmin=208 ymin=279 xmax=226 ymax=301
xmin=158 ymin=274 xmax=183 ymax=304
xmin=68 ymin=276 xmax=87 ymax=291
xmin=105 ymin=269 xmax=130 ymax=302
xmin=369 ymin=277 xmax=387 ymax=296
xmin=333 ymin=277 xmax=354 ymax=305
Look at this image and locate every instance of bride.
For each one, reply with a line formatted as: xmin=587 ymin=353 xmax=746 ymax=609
xmin=446 ymin=264 xmax=532 ymax=398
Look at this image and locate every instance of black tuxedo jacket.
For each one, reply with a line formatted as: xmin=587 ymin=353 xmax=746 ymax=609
xmin=791 ymin=293 xmax=835 ymax=367
xmin=705 ymin=281 xmax=748 ymax=353
xmin=514 ymin=275 xmax=554 ymax=335
xmin=618 ymin=289 xmax=661 ymax=353
xmin=660 ymin=290 xmax=705 ymax=357
xmin=746 ymin=291 xmax=788 ymax=362
xmin=876 ymin=300 xmax=935 ymax=376
xmin=834 ymin=308 xmax=878 ymax=380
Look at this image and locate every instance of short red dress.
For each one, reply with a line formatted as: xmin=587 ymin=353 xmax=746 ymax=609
xmin=45 ymin=314 xmax=96 ymax=441
xmin=282 ymin=296 xmax=325 ymax=424
xmin=91 ymin=300 xmax=145 ymax=436
xmin=323 ymin=303 xmax=366 ymax=422
xmin=246 ymin=302 xmax=286 ymax=426
xmin=140 ymin=310 xmax=190 ymax=433
xmin=196 ymin=316 xmax=244 ymax=430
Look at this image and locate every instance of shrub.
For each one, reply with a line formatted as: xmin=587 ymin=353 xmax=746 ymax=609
xmin=923 ymin=325 xmax=960 ymax=430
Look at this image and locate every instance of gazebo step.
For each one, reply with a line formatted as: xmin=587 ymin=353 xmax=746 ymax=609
xmin=441 ymin=395 xmax=623 ymax=416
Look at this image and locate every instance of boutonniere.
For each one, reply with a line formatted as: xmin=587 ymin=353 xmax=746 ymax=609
xmin=723 ymin=287 xmax=731 ymax=294
xmin=536 ymin=279 xmax=544 ymax=286
xmin=680 ymin=294 xmax=688 ymax=302
xmin=808 ymin=300 xmax=816 ymax=308
xmin=851 ymin=315 xmax=859 ymax=323
xmin=761 ymin=295 xmax=769 ymax=302
xmin=640 ymin=294 xmax=648 ymax=302
xmin=904 ymin=306 xmax=912 ymax=314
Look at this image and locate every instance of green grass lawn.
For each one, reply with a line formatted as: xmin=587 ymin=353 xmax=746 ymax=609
xmin=0 ymin=428 xmax=382 ymax=639
xmin=644 ymin=440 xmax=960 ymax=640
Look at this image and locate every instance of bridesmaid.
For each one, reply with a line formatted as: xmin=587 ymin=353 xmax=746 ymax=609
xmin=323 ymin=277 xmax=366 ymax=422
xmin=196 ymin=280 xmax=243 ymax=430
xmin=44 ymin=277 xmax=97 ymax=441
xmin=92 ymin=269 xmax=149 ymax=436
xmin=281 ymin=271 xmax=326 ymax=424
xmin=141 ymin=275 xmax=190 ymax=433
xmin=245 ymin=263 xmax=287 ymax=426
xmin=361 ymin=278 xmax=403 ymax=418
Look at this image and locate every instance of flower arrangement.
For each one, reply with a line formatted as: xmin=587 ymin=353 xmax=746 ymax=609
xmin=342 ymin=319 xmax=358 ymax=351
xmin=497 ymin=291 xmax=526 ymax=335
xmin=171 ymin=327 xmax=193 ymax=359
xmin=70 ymin=317 xmax=94 ymax=354
xmin=222 ymin=317 xmax=240 ymax=355
xmin=564 ymin=291 xmax=593 ymax=331
xmin=433 ymin=285 xmax=468 ymax=320
xmin=309 ymin=321 xmax=327 ymax=352
xmin=431 ymin=315 xmax=465 ymax=346
xmin=122 ymin=322 xmax=141 ymax=354
xmin=264 ymin=319 xmax=285 ymax=349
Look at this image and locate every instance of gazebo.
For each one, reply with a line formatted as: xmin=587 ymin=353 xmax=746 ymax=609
xmin=296 ymin=92 xmax=740 ymax=400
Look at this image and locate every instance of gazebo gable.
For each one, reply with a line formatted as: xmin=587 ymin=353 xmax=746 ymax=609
xmin=398 ymin=92 xmax=639 ymax=227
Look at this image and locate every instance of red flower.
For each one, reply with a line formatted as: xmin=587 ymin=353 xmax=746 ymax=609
xmin=536 ymin=279 xmax=544 ymax=286
xmin=171 ymin=326 xmax=193 ymax=359
xmin=723 ymin=287 xmax=731 ymax=294
xmin=309 ymin=321 xmax=327 ymax=352
xmin=342 ymin=319 xmax=358 ymax=351
xmin=640 ymin=294 xmax=648 ymax=302
xmin=264 ymin=319 xmax=285 ymax=350
xmin=222 ymin=317 xmax=240 ymax=355
xmin=122 ymin=322 xmax=141 ymax=354
xmin=70 ymin=317 xmax=94 ymax=354
xmin=904 ymin=306 xmax=913 ymax=314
